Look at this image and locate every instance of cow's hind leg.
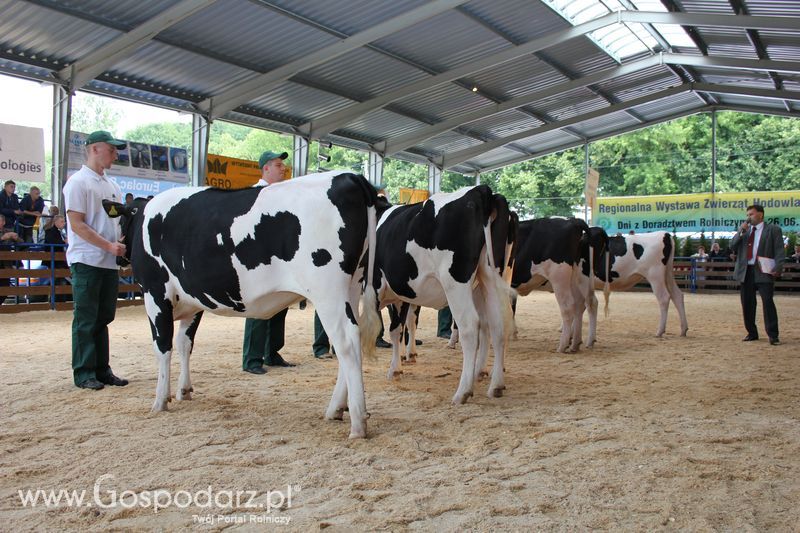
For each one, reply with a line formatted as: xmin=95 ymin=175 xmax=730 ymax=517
xmin=176 ymin=312 xmax=203 ymax=401
xmin=585 ymin=291 xmax=598 ymax=347
xmin=650 ymin=274 xmax=672 ymax=337
xmin=445 ymin=284 xmax=480 ymax=405
xmin=145 ymin=294 xmax=175 ymax=412
xmin=386 ymin=303 xmax=408 ymax=379
xmin=317 ymin=302 xmax=368 ymax=438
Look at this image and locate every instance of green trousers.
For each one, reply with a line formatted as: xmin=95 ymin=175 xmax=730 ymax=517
xmin=312 ymin=311 xmax=330 ymax=357
xmin=242 ymin=309 xmax=287 ymax=370
xmin=437 ymin=306 xmax=453 ymax=337
xmin=71 ymin=262 xmax=120 ymax=385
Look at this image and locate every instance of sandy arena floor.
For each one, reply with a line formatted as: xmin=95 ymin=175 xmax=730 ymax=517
xmin=1 ymin=291 xmax=798 ymax=531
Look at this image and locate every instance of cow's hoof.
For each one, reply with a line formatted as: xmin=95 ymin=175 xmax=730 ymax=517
xmin=325 ymin=408 xmax=345 ymax=421
xmin=447 ymin=342 xmax=457 ymax=350
xmin=177 ymin=389 xmax=192 ymax=401
xmin=151 ymin=401 xmax=169 ymax=413
xmin=478 ymin=370 xmax=489 ymax=379
xmin=489 ymin=387 xmax=504 ymax=398
xmin=348 ymin=429 xmax=367 ymax=439
xmin=452 ymin=391 xmax=473 ymax=405
xmin=681 ymin=330 xmax=688 ymax=337
xmin=387 ymin=369 xmax=403 ymax=379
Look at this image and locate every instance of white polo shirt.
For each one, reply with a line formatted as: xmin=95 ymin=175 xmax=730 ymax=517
xmin=63 ymin=165 xmax=123 ymax=270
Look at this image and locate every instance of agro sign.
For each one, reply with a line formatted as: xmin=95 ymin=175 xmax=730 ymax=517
xmin=205 ymin=154 xmax=261 ymax=189
xmin=594 ymin=191 xmax=800 ymax=233
xmin=0 ymin=123 xmax=45 ymax=182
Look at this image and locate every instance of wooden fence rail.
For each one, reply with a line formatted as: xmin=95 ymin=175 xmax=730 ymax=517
xmin=673 ymin=258 xmax=800 ymax=293
xmin=0 ymin=247 xmax=141 ymax=314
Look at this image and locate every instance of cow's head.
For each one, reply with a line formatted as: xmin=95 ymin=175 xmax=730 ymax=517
xmin=103 ymin=197 xmax=149 ymax=266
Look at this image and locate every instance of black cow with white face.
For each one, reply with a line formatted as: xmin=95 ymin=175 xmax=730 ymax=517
xmin=590 ymin=231 xmax=688 ymax=338
xmin=104 ymin=171 xmax=381 ymax=439
xmin=373 ymin=186 xmax=515 ymax=403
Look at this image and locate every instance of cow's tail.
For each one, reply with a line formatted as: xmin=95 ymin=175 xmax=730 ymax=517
xmin=603 ymin=249 xmax=611 ymax=317
xmin=359 ymin=203 xmax=381 ymax=363
xmin=483 ymin=222 xmax=516 ymax=341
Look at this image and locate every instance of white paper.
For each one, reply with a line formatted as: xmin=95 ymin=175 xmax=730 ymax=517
xmin=757 ymin=256 xmax=776 ymax=275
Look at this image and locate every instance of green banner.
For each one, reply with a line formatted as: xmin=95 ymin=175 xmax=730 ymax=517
xmin=594 ymin=191 xmax=800 ymax=233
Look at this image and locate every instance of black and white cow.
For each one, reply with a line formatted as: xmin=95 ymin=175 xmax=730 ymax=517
xmin=590 ymin=231 xmax=688 ymax=337
xmin=104 ymin=171 xmax=381 ymax=439
xmin=511 ymin=217 xmax=600 ymax=353
xmin=373 ymin=186 xmax=515 ymax=402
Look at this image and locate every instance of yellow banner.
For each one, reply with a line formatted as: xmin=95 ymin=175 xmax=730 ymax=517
xmin=205 ymin=154 xmax=261 ymax=189
xmin=398 ymin=188 xmax=429 ymax=204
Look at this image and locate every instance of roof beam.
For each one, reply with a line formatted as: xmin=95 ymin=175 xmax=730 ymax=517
xmin=456 ymin=106 xmax=711 ymax=173
xmin=440 ymin=84 xmax=692 ymax=168
xmin=385 ymin=53 xmax=800 ymax=157
xmin=304 ymin=11 xmax=797 ymax=139
xmin=710 ymin=105 xmax=800 ymax=119
xmin=441 ymin=81 xmax=800 ymax=168
xmin=199 ymin=0 xmax=470 ymax=120
xmin=382 ymin=55 xmax=665 ymax=156
xmin=57 ymin=0 xmax=217 ymax=91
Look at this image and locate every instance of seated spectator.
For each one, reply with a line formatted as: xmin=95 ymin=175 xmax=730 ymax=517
xmin=691 ymin=246 xmax=708 ymax=262
xmin=41 ymin=205 xmax=60 ymax=232
xmin=708 ymin=242 xmax=727 ymax=261
xmin=19 ymin=186 xmax=44 ymax=243
xmin=0 ymin=213 xmax=22 ymax=245
xmin=44 ymin=215 xmax=67 ymax=246
xmin=791 ymin=244 xmax=800 ymax=263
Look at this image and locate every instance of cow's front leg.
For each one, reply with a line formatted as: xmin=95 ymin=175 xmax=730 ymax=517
xmin=146 ymin=296 xmax=175 ymax=412
xmin=176 ymin=312 xmax=202 ymax=401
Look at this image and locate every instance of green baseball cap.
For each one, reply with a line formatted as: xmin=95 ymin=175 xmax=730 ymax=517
xmin=85 ymin=130 xmax=127 ymax=149
xmin=258 ymin=150 xmax=289 ymax=169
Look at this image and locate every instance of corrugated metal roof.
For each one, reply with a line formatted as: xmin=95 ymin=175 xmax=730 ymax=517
xmin=0 ymin=0 xmax=797 ymax=174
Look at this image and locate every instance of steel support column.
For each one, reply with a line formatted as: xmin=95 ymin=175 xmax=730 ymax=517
xmin=367 ymin=152 xmax=384 ymax=187
xmin=191 ymin=114 xmax=210 ymax=186
xmin=51 ymin=84 xmax=72 ymax=207
xmin=292 ymin=136 xmax=310 ymax=177
xmin=428 ymin=164 xmax=442 ymax=194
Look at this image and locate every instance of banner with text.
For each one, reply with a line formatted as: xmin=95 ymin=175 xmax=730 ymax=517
xmin=205 ymin=154 xmax=262 ymax=189
xmin=594 ymin=191 xmax=800 ymax=233
xmin=68 ymin=131 xmax=190 ymax=184
xmin=0 ymin=123 xmax=45 ymax=182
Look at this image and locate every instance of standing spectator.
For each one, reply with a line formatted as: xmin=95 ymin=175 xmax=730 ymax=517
xmin=242 ymin=150 xmax=295 ymax=374
xmin=0 ymin=180 xmax=21 ymax=230
xmin=19 ymin=186 xmax=45 ymax=243
xmin=730 ymin=204 xmax=784 ymax=346
xmin=63 ymin=130 xmax=129 ymax=390
xmin=124 ymin=193 xmax=134 ymax=207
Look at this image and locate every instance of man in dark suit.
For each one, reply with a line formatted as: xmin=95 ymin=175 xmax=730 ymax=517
xmin=729 ymin=204 xmax=784 ymax=345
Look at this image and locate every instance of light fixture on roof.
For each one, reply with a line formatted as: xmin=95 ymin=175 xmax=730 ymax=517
xmin=472 ymin=86 xmax=479 ymax=92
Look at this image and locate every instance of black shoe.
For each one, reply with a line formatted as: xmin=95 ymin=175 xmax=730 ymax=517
xmin=314 ymin=352 xmax=334 ymax=359
xmin=742 ymin=335 xmax=759 ymax=342
xmin=769 ymin=338 xmax=781 ymax=346
xmin=437 ymin=332 xmax=452 ymax=339
xmin=375 ymin=338 xmax=392 ymax=349
xmin=243 ymin=366 xmax=267 ymax=375
xmin=266 ymin=355 xmax=296 ymax=367
xmin=415 ymin=339 xmax=423 ymax=346
xmin=77 ymin=378 xmax=104 ymax=390
xmin=99 ymin=373 xmax=128 ymax=386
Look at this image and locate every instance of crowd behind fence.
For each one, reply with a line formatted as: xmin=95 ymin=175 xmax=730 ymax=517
xmin=0 ymin=244 xmax=141 ymax=313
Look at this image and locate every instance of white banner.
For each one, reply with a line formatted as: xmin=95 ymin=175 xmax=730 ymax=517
xmin=68 ymin=131 xmax=189 ymax=184
xmin=0 ymin=123 xmax=46 ymax=182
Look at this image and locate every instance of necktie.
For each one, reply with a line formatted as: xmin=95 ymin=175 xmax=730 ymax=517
xmin=747 ymin=228 xmax=756 ymax=261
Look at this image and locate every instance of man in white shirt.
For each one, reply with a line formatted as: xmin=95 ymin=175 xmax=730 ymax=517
xmin=242 ymin=150 xmax=296 ymax=373
xmin=64 ymin=130 xmax=129 ymax=389
xmin=730 ymin=204 xmax=785 ymax=345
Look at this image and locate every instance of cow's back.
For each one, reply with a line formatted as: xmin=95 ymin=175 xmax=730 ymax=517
xmin=133 ymin=172 xmax=376 ymax=314
xmin=512 ymin=218 xmax=587 ymax=290
xmin=597 ymin=231 xmax=674 ymax=289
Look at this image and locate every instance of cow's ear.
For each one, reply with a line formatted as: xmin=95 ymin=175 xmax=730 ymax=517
xmin=102 ymin=199 xmax=130 ymax=218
